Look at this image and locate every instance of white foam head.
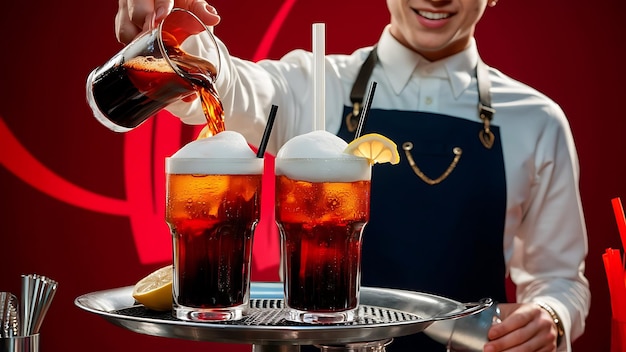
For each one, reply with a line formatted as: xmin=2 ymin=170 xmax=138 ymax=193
xmin=166 ymin=131 xmax=263 ymax=174
xmin=275 ymin=130 xmax=371 ymax=182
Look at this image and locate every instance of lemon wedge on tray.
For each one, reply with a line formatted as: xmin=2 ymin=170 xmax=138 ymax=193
xmin=344 ymin=133 xmax=400 ymax=165
xmin=132 ymin=265 xmax=173 ymax=311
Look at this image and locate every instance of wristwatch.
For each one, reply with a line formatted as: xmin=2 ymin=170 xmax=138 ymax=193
xmin=536 ymin=301 xmax=565 ymax=347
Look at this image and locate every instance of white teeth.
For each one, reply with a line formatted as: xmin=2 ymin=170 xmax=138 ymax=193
xmin=417 ymin=11 xmax=451 ymax=20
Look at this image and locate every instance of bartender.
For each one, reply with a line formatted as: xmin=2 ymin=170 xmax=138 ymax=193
xmin=115 ymin=0 xmax=590 ymax=351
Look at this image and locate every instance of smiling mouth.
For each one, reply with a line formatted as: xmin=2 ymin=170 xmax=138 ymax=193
xmin=414 ymin=10 xmax=453 ymax=20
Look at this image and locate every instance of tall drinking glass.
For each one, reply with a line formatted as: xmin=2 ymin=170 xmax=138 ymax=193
xmin=86 ymin=8 xmax=222 ymax=133
xmin=165 ymin=157 xmax=263 ymax=321
xmin=275 ymin=156 xmax=371 ymax=324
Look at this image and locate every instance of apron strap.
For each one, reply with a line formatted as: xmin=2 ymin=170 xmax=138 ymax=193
xmin=477 ymin=59 xmax=496 ymax=149
xmin=345 ymin=46 xmax=378 ymax=132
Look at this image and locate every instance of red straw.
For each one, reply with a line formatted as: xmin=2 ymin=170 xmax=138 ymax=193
xmin=612 ymin=197 xmax=626 ymax=252
xmin=603 ymin=248 xmax=626 ymax=320
xmin=612 ymin=318 xmax=626 ymax=352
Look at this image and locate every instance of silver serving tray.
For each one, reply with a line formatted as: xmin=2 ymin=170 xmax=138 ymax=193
xmin=75 ymin=282 xmax=488 ymax=346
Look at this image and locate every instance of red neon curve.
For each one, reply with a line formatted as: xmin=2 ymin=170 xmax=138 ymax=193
xmin=0 ymin=116 xmax=130 ymax=216
xmin=252 ymin=0 xmax=297 ymax=61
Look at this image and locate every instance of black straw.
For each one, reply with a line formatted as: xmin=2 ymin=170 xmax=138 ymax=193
xmin=354 ymin=81 xmax=377 ymax=139
xmin=256 ymin=104 xmax=278 ymax=157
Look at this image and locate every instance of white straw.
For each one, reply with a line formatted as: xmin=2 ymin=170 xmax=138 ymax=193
xmin=313 ymin=23 xmax=325 ymax=131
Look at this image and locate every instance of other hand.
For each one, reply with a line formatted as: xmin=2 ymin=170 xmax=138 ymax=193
xmin=116 ymin=0 xmax=220 ymax=44
xmin=484 ymin=303 xmax=559 ymax=352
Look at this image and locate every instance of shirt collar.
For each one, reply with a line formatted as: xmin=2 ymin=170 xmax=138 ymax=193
xmin=376 ymin=25 xmax=480 ymax=99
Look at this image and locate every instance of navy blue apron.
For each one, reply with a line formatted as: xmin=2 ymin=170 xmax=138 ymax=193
xmin=334 ymin=51 xmax=508 ymax=352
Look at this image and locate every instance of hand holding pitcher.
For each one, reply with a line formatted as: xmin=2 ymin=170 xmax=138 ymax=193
xmin=115 ymin=0 xmax=221 ymax=44
xmin=87 ymin=8 xmax=222 ymax=133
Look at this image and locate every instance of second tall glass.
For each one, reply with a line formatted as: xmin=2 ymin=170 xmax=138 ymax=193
xmin=275 ymin=156 xmax=371 ymax=324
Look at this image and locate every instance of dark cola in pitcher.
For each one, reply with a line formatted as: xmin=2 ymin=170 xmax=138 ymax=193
xmin=88 ymin=53 xmax=193 ymax=130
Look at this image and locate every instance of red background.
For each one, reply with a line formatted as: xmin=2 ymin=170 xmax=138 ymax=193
xmin=1 ymin=0 xmax=625 ymax=350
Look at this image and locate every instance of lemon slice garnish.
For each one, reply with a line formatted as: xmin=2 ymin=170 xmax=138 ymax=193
xmin=132 ymin=265 xmax=173 ymax=311
xmin=344 ymin=133 xmax=400 ymax=165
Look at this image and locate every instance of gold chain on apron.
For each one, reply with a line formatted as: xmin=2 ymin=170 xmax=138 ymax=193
xmin=402 ymin=143 xmax=463 ymax=185
xmin=345 ymin=46 xmax=495 ymax=185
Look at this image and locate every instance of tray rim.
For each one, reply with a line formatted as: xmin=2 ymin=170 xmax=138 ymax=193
xmin=74 ymin=282 xmax=469 ymax=345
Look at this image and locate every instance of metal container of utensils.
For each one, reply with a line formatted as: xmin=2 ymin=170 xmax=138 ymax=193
xmin=0 ymin=274 xmax=58 ymax=352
